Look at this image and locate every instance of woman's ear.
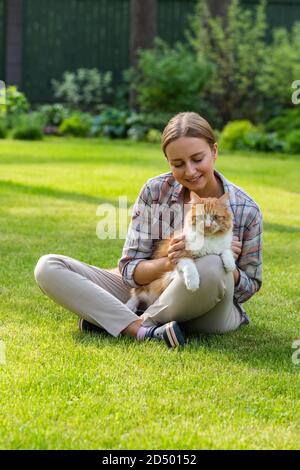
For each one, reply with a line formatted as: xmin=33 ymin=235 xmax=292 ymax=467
xmin=212 ymin=142 xmax=218 ymax=161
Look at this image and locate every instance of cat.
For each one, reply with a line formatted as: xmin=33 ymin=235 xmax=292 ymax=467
xmin=125 ymin=192 xmax=236 ymax=313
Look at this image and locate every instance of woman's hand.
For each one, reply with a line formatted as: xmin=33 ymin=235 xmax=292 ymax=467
xmin=167 ymin=235 xmax=187 ymax=268
xmin=231 ymin=236 xmax=242 ymax=261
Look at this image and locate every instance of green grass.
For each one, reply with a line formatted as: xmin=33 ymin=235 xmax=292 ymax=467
xmin=0 ymin=137 xmax=299 ymax=450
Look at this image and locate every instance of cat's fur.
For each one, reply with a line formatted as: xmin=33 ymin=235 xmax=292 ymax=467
xmin=125 ymin=192 xmax=236 ymax=313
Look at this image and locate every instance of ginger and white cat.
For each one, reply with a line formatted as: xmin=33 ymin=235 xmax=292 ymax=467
xmin=126 ymin=192 xmax=236 ymax=313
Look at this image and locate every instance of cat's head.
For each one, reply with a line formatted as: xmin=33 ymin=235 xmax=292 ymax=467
xmin=188 ymin=192 xmax=233 ymax=236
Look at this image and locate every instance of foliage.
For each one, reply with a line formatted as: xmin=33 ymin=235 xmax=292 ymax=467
xmin=220 ymin=116 xmax=300 ymax=153
xmin=130 ymin=38 xmax=212 ymax=114
xmin=219 ymin=120 xmax=256 ymax=150
xmin=10 ymin=112 xmax=45 ymax=140
xmin=189 ymin=0 xmax=268 ymax=124
xmin=91 ymin=108 xmax=150 ymax=140
xmin=0 ymin=118 xmax=7 ymax=138
xmin=244 ymin=130 xmax=286 ymax=153
xmin=285 ymin=129 xmax=300 ymax=154
xmin=38 ymin=103 xmax=70 ymax=126
xmin=58 ymin=113 xmax=92 ymax=137
xmin=266 ymin=107 xmax=300 ymax=138
xmin=127 ymin=124 xmax=148 ymax=141
xmin=112 ymin=73 xmax=131 ymax=110
xmin=52 ymin=68 xmax=113 ymax=113
xmin=91 ymin=107 xmax=131 ymax=138
xmin=139 ymin=112 xmax=173 ymax=132
xmin=145 ymin=128 xmax=162 ymax=144
xmin=4 ymin=85 xmax=30 ymax=116
xmin=258 ymin=23 xmax=300 ymax=117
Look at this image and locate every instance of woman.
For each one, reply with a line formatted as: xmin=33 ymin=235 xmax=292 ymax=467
xmin=34 ymin=112 xmax=262 ymax=349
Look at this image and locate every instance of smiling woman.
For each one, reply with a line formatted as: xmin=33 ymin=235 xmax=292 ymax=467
xmin=34 ymin=112 xmax=263 ymax=349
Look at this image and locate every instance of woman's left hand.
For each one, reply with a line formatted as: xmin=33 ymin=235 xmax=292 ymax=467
xmin=231 ymin=236 xmax=242 ymax=261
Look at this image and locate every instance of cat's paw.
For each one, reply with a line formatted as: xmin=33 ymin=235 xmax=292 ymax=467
xmin=184 ymin=272 xmax=200 ymax=291
xmin=221 ymin=250 xmax=236 ymax=272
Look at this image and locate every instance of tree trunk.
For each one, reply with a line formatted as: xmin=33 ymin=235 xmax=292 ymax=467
xmin=5 ymin=0 xmax=23 ymax=88
xmin=208 ymin=0 xmax=231 ymax=18
xmin=129 ymin=0 xmax=157 ymax=109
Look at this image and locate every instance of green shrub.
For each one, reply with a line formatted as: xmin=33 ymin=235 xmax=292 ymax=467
xmin=127 ymin=124 xmax=148 ymax=141
xmin=266 ymin=107 xmax=300 ymax=138
xmin=0 ymin=119 xmax=7 ymax=138
xmin=220 ymin=120 xmax=256 ymax=150
xmin=189 ymin=0 xmax=268 ymax=124
xmin=11 ymin=113 xmax=45 ymax=141
xmin=258 ymin=23 xmax=300 ymax=117
xmin=12 ymin=126 xmax=43 ymax=141
xmin=131 ymin=38 xmax=211 ymax=114
xmin=5 ymin=86 xmax=29 ymax=116
xmin=91 ymin=108 xmax=133 ymax=138
xmin=38 ymin=103 xmax=70 ymax=126
xmin=52 ymin=68 xmax=113 ymax=113
xmin=244 ymin=131 xmax=286 ymax=153
xmin=59 ymin=113 xmax=92 ymax=137
xmin=145 ymin=128 xmax=162 ymax=144
xmin=285 ymin=129 xmax=300 ymax=154
xmin=139 ymin=112 xmax=173 ymax=132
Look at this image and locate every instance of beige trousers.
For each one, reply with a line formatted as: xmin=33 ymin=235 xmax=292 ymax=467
xmin=34 ymin=254 xmax=243 ymax=337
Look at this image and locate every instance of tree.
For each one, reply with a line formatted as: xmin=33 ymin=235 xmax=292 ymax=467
xmin=129 ymin=0 xmax=157 ymax=108
xmin=208 ymin=0 xmax=231 ymax=18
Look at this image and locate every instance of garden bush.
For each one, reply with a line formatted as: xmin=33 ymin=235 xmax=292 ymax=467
xmin=285 ymin=129 xmax=300 ymax=154
xmin=139 ymin=112 xmax=173 ymax=132
xmin=219 ymin=120 xmax=256 ymax=150
xmin=91 ymin=108 xmax=149 ymax=140
xmin=0 ymin=118 xmax=7 ymax=138
xmin=189 ymin=0 xmax=268 ymax=124
xmin=244 ymin=130 xmax=286 ymax=153
xmin=258 ymin=23 xmax=300 ymax=117
xmin=38 ymin=103 xmax=70 ymax=126
xmin=11 ymin=112 xmax=45 ymax=141
xmin=52 ymin=68 xmax=113 ymax=113
xmin=266 ymin=107 xmax=300 ymax=138
xmin=91 ymin=108 xmax=130 ymax=138
xmin=5 ymin=86 xmax=29 ymax=116
xmin=145 ymin=129 xmax=162 ymax=144
xmin=188 ymin=0 xmax=300 ymax=125
xmin=130 ymin=38 xmax=211 ymax=115
xmin=59 ymin=113 xmax=92 ymax=137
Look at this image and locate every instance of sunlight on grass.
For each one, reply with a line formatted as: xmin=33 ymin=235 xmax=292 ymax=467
xmin=0 ymin=138 xmax=299 ymax=449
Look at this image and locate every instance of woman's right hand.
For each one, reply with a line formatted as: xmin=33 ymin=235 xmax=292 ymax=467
xmin=167 ymin=235 xmax=186 ymax=268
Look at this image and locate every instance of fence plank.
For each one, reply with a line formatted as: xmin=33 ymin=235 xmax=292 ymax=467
xmin=3 ymin=0 xmax=299 ymax=103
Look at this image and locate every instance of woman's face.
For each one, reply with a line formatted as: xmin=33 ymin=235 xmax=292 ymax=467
xmin=166 ymin=136 xmax=218 ymax=193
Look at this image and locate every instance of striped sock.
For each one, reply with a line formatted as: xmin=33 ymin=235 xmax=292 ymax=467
xmin=136 ymin=326 xmax=158 ymax=341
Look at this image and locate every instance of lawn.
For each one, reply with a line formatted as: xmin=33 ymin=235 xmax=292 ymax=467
xmin=0 ymin=137 xmax=299 ymax=450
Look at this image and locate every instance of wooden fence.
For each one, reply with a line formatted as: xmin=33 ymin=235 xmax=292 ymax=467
xmin=0 ymin=0 xmax=300 ymax=103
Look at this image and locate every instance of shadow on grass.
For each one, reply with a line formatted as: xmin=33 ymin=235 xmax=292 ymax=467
xmin=264 ymin=222 xmax=300 ymax=234
xmin=0 ymin=180 xmax=121 ymax=206
xmin=185 ymin=323 xmax=297 ymax=373
xmin=70 ymin=323 xmax=296 ymax=373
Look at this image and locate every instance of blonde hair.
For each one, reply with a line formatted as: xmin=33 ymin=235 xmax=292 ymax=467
xmin=161 ymin=112 xmax=216 ymax=157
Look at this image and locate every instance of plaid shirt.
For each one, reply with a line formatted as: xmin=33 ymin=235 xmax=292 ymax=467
xmin=118 ymin=170 xmax=263 ymax=315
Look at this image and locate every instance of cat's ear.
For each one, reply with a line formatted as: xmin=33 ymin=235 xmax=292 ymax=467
xmin=218 ymin=192 xmax=229 ymax=205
